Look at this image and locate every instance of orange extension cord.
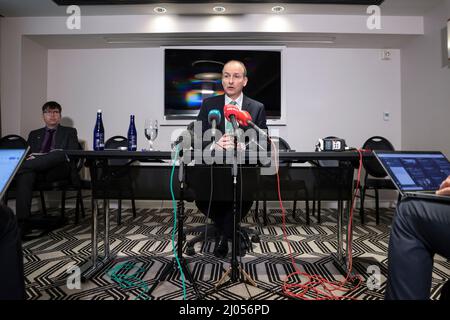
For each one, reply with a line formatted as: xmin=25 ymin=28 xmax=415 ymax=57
xmin=271 ymin=141 xmax=366 ymax=300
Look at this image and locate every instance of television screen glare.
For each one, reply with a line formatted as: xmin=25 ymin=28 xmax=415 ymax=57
xmin=164 ymin=48 xmax=281 ymax=119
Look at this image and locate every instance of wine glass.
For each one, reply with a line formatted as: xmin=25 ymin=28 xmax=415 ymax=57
xmin=144 ymin=119 xmax=158 ymax=151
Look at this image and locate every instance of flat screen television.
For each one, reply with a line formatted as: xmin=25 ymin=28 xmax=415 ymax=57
xmin=164 ymin=48 xmax=281 ymax=119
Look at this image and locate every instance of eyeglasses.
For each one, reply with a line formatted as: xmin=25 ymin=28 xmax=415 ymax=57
xmin=43 ymin=110 xmax=61 ymax=115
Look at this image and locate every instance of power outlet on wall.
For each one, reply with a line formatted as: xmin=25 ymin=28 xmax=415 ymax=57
xmin=381 ymin=49 xmax=392 ymax=60
xmin=383 ymin=111 xmax=390 ymax=121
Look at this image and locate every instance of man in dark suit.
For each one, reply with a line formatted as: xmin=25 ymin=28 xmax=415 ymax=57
xmin=15 ymin=101 xmax=79 ymax=234
xmin=196 ymin=60 xmax=267 ymax=258
xmin=385 ymin=175 xmax=450 ymax=300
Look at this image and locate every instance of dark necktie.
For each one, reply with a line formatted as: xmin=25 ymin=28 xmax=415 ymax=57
xmin=41 ymin=129 xmax=55 ymax=153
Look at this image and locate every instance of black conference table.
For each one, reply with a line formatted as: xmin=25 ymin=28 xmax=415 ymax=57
xmin=66 ymin=149 xmax=371 ymax=281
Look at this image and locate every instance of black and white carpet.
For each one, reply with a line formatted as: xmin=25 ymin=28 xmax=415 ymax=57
xmin=22 ymin=206 xmax=449 ymax=300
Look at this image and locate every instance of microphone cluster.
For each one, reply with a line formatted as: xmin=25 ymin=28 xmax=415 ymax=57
xmin=223 ymin=105 xmax=267 ymax=138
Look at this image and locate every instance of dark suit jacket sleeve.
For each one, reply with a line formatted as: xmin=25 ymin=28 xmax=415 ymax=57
xmin=254 ymin=103 xmax=267 ymax=130
xmin=197 ymin=100 xmax=211 ymax=150
xmin=197 ymin=100 xmax=210 ymax=135
xmin=27 ymin=130 xmax=41 ymax=154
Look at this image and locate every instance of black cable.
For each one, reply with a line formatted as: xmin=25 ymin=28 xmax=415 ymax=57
xmin=239 ymin=145 xmax=252 ymax=300
xmin=204 ymin=163 xmax=214 ymax=249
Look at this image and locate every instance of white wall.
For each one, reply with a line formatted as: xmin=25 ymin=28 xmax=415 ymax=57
xmin=47 ymin=47 xmax=401 ymax=151
xmin=1 ymin=13 xmax=423 ymax=138
xmin=284 ymin=48 xmax=401 ymax=151
xmin=21 ymin=37 xmax=47 ymax=137
xmin=402 ymin=0 xmax=450 ymax=157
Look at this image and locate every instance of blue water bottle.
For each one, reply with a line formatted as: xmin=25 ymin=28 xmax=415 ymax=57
xmin=128 ymin=115 xmax=137 ymax=151
xmin=93 ymin=109 xmax=105 ymax=151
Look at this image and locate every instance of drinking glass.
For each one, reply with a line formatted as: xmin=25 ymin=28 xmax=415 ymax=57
xmin=144 ymin=119 xmax=158 ymax=151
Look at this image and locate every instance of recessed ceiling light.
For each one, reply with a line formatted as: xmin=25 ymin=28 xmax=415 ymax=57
xmin=271 ymin=6 xmax=285 ymax=13
xmin=213 ymin=6 xmax=226 ymax=13
xmin=154 ymin=7 xmax=167 ymax=14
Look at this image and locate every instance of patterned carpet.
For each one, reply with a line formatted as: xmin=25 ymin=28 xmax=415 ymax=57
xmin=22 ymin=205 xmax=450 ymax=300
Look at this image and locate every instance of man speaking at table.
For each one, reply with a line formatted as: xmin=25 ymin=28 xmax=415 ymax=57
xmin=196 ymin=60 xmax=268 ymax=258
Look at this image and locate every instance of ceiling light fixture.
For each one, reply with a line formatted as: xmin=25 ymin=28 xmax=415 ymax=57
xmin=153 ymin=7 xmax=167 ymax=14
xmin=271 ymin=6 xmax=285 ymax=13
xmin=213 ymin=6 xmax=226 ymax=13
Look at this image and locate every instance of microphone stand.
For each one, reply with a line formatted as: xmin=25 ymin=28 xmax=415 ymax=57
xmin=215 ymin=123 xmax=257 ymax=289
xmin=146 ymin=147 xmax=201 ymax=299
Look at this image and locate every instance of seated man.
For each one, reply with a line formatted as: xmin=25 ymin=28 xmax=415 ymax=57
xmin=0 ymin=204 xmax=25 ymax=299
xmin=385 ymin=175 xmax=450 ymax=300
xmin=14 ymin=101 xmax=79 ymax=235
xmin=196 ymin=60 xmax=267 ymax=258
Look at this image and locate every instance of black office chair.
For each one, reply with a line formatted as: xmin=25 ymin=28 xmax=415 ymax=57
xmin=1 ymin=134 xmax=84 ymax=226
xmin=0 ymin=135 xmax=29 ymax=205
xmin=184 ymin=159 xmax=261 ymax=256
xmin=360 ymin=136 xmax=400 ymax=225
xmin=310 ymin=136 xmax=361 ymax=224
xmin=34 ymin=142 xmax=85 ymax=224
xmin=309 ymin=136 xmax=341 ymax=223
xmin=104 ymin=135 xmax=137 ymax=224
xmin=0 ymin=134 xmax=28 ymax=149
xmin=255 ymin=136 xmax=311 ymax=225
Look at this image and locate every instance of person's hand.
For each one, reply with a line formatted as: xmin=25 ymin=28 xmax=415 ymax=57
xmin=26 ymin=155 xmax=35 ymax=160
xmin=436 ymin=175 xmax=450 ymax=196
xmin=215 ymin=134 xmax=235 ymax=150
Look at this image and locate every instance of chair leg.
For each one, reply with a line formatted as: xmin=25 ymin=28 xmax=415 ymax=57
xmin=40 ymin=190 xmax=47 ymax=215
xmin=79 ymin=190 xmax=85 ymax=218
xmin=312 ymin=199 xmax=316 ymax=216
xmin=254 ymin=201 xmax=259 ymax=222
xmin=292 ymin=200 xmax=297 ymax=219
xmin=132 ymin=199 xmax=137 ymax=218
xmin=375 ymin=188 xmax=380 ymax=225
xmin=360 ymin=187 xmax=365 ymax=225
xmin=75 ymin=192 xmax=80 ymax=225
xmin=263 ymin=200 xmax=268 ymax=226
xmin=117 ymin=200 xmax=122 ymax=225
xmin=305 ymin=199 xmax=309 ymax=214
xmin=305 ymin=200 xmax=310 ymax=225
xmin=317 ymin=200 xmax=321 ymax=224
xmin=61 ymin=190 xmax=66 ymax=219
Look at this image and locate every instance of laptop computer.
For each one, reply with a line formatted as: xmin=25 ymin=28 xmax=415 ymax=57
xmin=374 ymin=151 xmax=450 ymax=202
xmin=0 ymin=148 xmax=29 ymax=199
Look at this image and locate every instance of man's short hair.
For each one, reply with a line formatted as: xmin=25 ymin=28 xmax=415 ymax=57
xmin=223 ymin=60 xmax=247 ymax=77
xmin=42 ymin=101 xmax=62 ymax=113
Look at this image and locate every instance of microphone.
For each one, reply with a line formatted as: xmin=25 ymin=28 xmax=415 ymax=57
xmin=238 ymin=110 xmax=269 ymax=139
xmin=223 ymin=105 xmax=240 ymax=131
xmin=208 ymin=109 xmax=221 ymax=138
xmin=171 ymin=122 xmax=195 ymax=150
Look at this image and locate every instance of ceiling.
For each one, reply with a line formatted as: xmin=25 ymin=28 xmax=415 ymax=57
xmin=0 ymin=0 xmax=443 ymax=17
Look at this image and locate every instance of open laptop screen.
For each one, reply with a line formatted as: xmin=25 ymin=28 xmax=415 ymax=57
xmin=375 ymin=152 xmax=450 ymax=192
xmin=0 ymin=149 xmax=28 ymax=198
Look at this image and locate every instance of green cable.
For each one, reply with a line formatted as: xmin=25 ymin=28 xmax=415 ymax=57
xmin=108 ymin=262 xmax=150 ymax=300
xmin=171 ymin=146 xmax=187 ymax=300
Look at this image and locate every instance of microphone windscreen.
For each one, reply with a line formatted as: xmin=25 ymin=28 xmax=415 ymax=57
xmin=208 ymin=109 xmax=222 ymax=125
xmin=223 ymin=105 xmax=240 ymax=121
xmin=238 ymin=110 xmax=252 ymax=127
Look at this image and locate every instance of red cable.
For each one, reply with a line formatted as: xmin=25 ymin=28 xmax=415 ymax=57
xmin=272 ymin=142 xmax=366 ymax=300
